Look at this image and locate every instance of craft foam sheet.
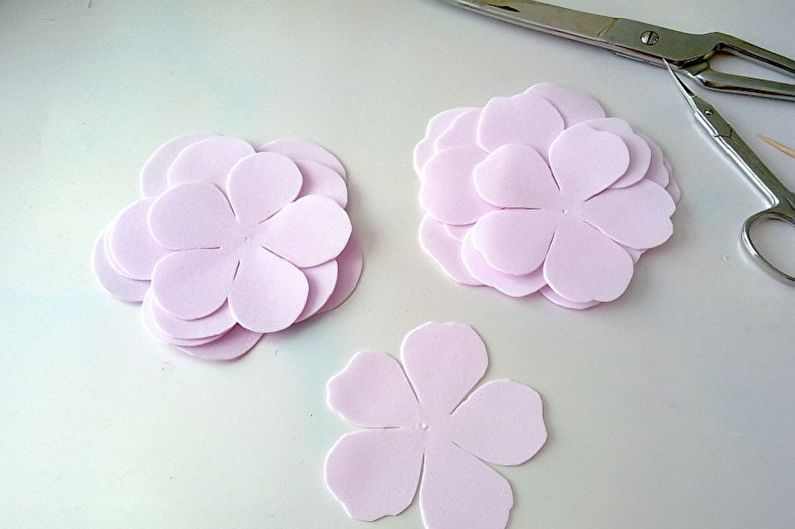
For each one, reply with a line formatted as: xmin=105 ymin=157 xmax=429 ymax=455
xmin=325 ymin=322 xmax=547 ymax=529
xmin=415 ymin=83 xmax=681 ymax=309
xmin=92 ymin=134 xmax=363 ymax=360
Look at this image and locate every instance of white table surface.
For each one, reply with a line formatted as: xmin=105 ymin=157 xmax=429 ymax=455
xmin=1 ymin=1 xmax=794 ymax=528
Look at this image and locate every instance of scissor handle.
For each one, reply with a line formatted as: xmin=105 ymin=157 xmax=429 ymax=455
xmin=741 ymin=206 xmax=795 ymax=284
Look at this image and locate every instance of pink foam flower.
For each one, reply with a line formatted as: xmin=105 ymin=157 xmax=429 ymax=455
xmin=325 ymin=322 xmax=547 ymax=529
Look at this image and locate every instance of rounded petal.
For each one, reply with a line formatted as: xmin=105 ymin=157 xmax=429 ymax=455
xmin=92 ymin=232 xmax=149 ymax=303
xmin=226 ymin=152 xmax=303 ymax=226
xmin=414 ymin=108 xmax=473 ymax=174
xmin=527 ymin=83 xmax=606 ymax=127
xmin=419 ymin=441 xmax=513 ymax=529
xmin=420 ymin=146 xmax=495 ymax=225
xmin=444 ymin=223 xmax=471 ymax=242
xmin=327 ymin=351 xmax=421 ymax=428
xmin=637 ymin=132 xmax=670 ymax=188
xmin=167 ymin=136 xmax=254 ymax=190
xmin=296 ymin=260 xmax=338 ymax=322
xmin=478 ymin=91 xmax=564 ymax=155
xmin=549 ymin=126 xmax=630 ymax=202
xmin=107 ymin=198 xmax=169 ymax=280
xmin=227 ymin=246 xmax=308 ymax=333
xmin=177 ymin=325 xmax=263 ymax=361
xmin=450 ymin=379 xmax=547 ymax=466
xmin=259 ymin=138 xmax=346 ymax=180
xmin=148 ymin=183 xmax=239 ymax=250
xmin=400 ymin=321 xmax=487 ymax=416
xmin=470 ymin=209 xmax=558 ymax=276
xmin=318 ymin=236 xmax=363 ymax=315
xmin=141 ymin=292 xmax=226 ymax=347
xmin=151 ymin=248 xmax=239 ymax=319
xmin=419 ymin=216 xmax=481 ymax=286
xmin=543 ymin=218 xmax=634 ymax=303
xmin=325 ymin=429 xmax=425 ymax=522
xmin=295 ymin=159 xmax=348 ymax=207
xmin=666 ymin=174 xmax=682 ymax=205
xmin=581 ymin=118 xmax=652 ymax=189
xmin=539 ymin=286 xmax=601 ymax=310
xmin=256 ymin=195 xmax=352 ymax=268
xmin=140 ymin=133 xmax=215 ymax=197
xmin=461 ymin=233 xmax=546 ymax=297
xmin=474 ymin=144 xmax=559 ymax=209
xmin=434 ymin=108 xmax=481 ymax=151
xmin=151 ymin=298 xmax=235 ymax=340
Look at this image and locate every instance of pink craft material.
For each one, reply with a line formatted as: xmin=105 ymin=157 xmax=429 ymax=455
xmin=416 ymin=83 xmax=681 ymax=308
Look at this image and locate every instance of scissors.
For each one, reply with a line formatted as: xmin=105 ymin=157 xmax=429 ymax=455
xmin=665 ymin=61 xmax=795 ymax=284
xmin=437 ymin=0 xmax=795 ymax=101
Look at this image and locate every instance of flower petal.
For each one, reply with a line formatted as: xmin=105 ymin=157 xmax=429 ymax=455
xmin=434 ymin=108 xmax=481 ymax=151
xmin=543 ymin=217 xmax=634 ymax=303
xmin=325 ymin=429 xmax=425 ymax=522
xmin=177 ymin=325 xmax=263 ymax=361
xmin=549 ymin=126 xmax=630 ymax=202
xmin=296 ymin=259 xmax=338 ymax=322
xmin=107 ymin=198 xmax=169 ymax=280
xmin=666 ymin=174 xmax=682 ymax=205
xmin=478 ymin=91 xmax=564 ymax=155
xmin=227 ymin=152 xmax=303 ymax=226
xmin=450 ymin=379 xmax=547 ymax=466
xmin=470 ymin=209 xmax=558 ymax=276
xmin=539 ymin=286 xmax=601 ymax=310
xmin=419 ymin=441 xmax=513 ymax=529
xmin=140 ymin=133 xmax=215 ymax=197
xmin=318 ymin=235 xmax=364 ymax=315
xmin=151 ymin=248 xmax=239 ymax=320
xmin=259 ymin=138 xmax=346 ymax=180
xmin=256 ymin=195 xmax=351 ymax=268
xmin=327 ymin=351 xmax=421 ymax=428
xmin=582 ymin=180 xmax=675 ymax=249
xmin=148 ymin=182 xmax=240 ymax=251
xmin=414 ymin=108 xmax=473 ymax=174
xmin=582 ymin=118 xmax=652 ymax=189
xmin=400 ymin=321 xmax=487 ymax=416
xmin=141 ymin=292 xmax=226 ymax=347
xmin=443 ymin=223 xmax=471 ymax=242
xmin=637 ymin=132 xmax=670 ymax=188
xmin=150 ymin=297 xmax=235 ymax=340
xmin=167 ymin=136 xmax=254 ymax=190
xmin=420 ymin=146 xmax=495 ymax=225
xmin=461 ymin=232 xmax=546 ymax=297
xmin=227 ymin=245 xmax=308 ymax=333
xmin=295 ymin=159 xmax=348 ymax=207
xmin=473 ymin=144 xmax=559 ymax=209
xmin=419 ymin=216 xmax=481 ymax=286
xmin=527 ymin=83 xmax=606 ymax=127
xmin=92 ymin=232 xmax=149 ymax=303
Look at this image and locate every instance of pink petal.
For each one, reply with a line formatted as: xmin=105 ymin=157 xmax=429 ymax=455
xmin=473 ymin=144 xmax=559 ymax=209
xmin=151 ymin=248 xmax=239 ymax=320
xmin=419 ymin=441 xmax=513 ymax=529
xmin=148 ymin=183 xmax=240 ymax=251
xmin=256 ymin=195 xmax=351 ymax=268
xmin=444 ymin=223 xmax=471 ymax=242
xmin=582 ymin=180 xmax=675 ymax=249
xmin=419 ymin=216 xmax=482 ymax=286
xmin=107 ymin=198 xmax=169 ymax=280
xmin=92 ymin=232 xmax=149 ymax=303
xmin=325 ymin=429 xmax=425 ymax=522
xmin=318 ymin=235 xmax=364 ymax=315
xmin=296 ymin=260 xmax=338 ymax=322
xmin=327 ymin=351 xmax=421 ymax=428
xmin=400 ymin=322 xmax=487 ymax=416
xmin=227 ymin=152 xmax=303 ymax=226
xmin=259 ymin=138 xmax=346 ymax=180
xmin=666 ymin=174 xmax=682 ymax=205
xmin=477 ymin=91 xmax=564 ymax=155
xmin=470 ymin=209 xmax=558 ymax=276
xmin=637 ymin=133 xmax=670 ymax=188
xmin=582 ymin=118 xmax=652 ymax=189
xmin=434 ymin=108 xmax=481 ymax=151
xmin=461 ymin=233 xmax=546 ymax=297
xmin=543 ymin=217 xmax=634 ymax=303
xmin=140 ymin=133 xmax=215 ymax=197
xmin=420 ymin=146 xmax=495 ymax=225
xmin=549 ymin=126 xmax=630 ymax=202
xmin=141 ymin=292 xmax=226 ymax=347
xmin=539 ymin=286 xmax=601 ymax=310
xmin=177 ymin=325 xmax=263 ymax=361
xmin=450 ymin=379 xmax=547 ymax=466
xmin=295 ymin=159 xmax=348 ymax=207
xmin=227 ymin=245 xmax=308 ymax=333
xmin=414 ymin=108 xmax=473 ymax=174
xmin=527 ymin=83 xmax=606 ymax=127
xmin=167 ymin=136 xmax=254 ymax=190
xmin=150 ymin=297 xmax=235 ymax=340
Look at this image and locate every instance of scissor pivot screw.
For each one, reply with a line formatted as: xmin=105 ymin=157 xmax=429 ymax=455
xmin=640 ymin=31 xmax=660 ymax=46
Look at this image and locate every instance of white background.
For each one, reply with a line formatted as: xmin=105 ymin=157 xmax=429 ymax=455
xmin=1 ymin=1 xmax=794 ymax=528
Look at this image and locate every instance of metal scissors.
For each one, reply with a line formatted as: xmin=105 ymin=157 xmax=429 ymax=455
xmin=665 ymin=61 xmax=795 ymax=284
xmin=437 ymin=0 xmax=795 ymax=101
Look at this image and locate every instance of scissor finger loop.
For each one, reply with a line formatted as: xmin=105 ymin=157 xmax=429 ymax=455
xmin=741 ymin=206 xmax=795 ymax=285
